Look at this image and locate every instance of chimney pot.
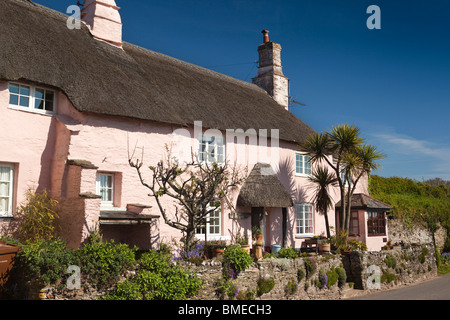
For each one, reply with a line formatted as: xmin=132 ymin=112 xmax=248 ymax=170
xmin=262 ymin=30 xmax=270 ymax=43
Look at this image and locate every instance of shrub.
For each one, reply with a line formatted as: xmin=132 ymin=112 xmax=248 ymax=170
xmin=15 ymin=189 xmax=59 ymax=242
xmin=278 ymin=247 xmax=298 ymax=259
xmin=418 ymin=247 xmax=429 ymax=264
xmin=336 ymin=267 xmax=347 ymax=288
xmin=284 ymin=278 xmax=298 ymax=296
xmin=326 ymin=268 xmax=339 ymax=289
xmin=236 ymin=288 xmax=255 ymax=300
xmin=384 ymin=254 xmax=397 ymax=269
xmin=78 ymin=233 xmax=137 ymax=288
xmin=257 ymin=277 xmax=274 ymax=296
xmin=318 ymin=269 xmax=328 ymax=289
xmin=304 ymin=257 xmax=317 ymax=280
xmin=102 ymin=250 xmax=202 ymax=300
xmin=2 ymin=237 xmax=79 ymax=299
xmin=297 ymin=268 xmax=305 ymax=282
xmin=223 ymin=244 xmax=253 ymax=276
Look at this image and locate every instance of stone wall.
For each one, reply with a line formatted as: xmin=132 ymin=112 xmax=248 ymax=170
xmin=343 ymin=244 xmax=437 ymax=291
xmin=188 ymin=243 xmax=438 ymax=300
xmin=189 ymin=255 xmax=348 ymax=300
xmin=388 ymin=219 xmax=446 ymax=251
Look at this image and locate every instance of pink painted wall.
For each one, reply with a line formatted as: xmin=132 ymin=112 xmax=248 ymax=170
xmin=0 ymin=79 xmax=374 ymax=251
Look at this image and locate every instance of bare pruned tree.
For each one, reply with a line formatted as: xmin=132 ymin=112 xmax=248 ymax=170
xmin=128 ymin=144 xmax=246 ymax=251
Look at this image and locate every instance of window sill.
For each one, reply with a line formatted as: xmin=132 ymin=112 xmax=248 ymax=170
xmin=295 ymin=173 xmax=312 ymax=178
xmin=8 ymin=105 xmax=55 ymax=116
xmin=195 ymin=235 xmax=231 ymax=241
xmin=295 ymin=234 xmax=314 ymax=239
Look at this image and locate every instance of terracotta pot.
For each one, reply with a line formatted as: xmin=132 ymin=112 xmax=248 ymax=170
xmin=319 ymin=243 xmax=331 ymax=253
xmin=212 ymin=248 xmax=225 ymax=258
xmin=240 ymin=245 xmax=251 ymax=254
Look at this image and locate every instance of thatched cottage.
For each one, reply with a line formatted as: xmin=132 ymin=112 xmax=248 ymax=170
xmin=0 ymin=0 xmax=388 ymax=251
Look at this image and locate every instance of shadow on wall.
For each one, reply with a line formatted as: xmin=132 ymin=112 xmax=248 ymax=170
xmin=276 ymin=156 xmax=308 ymax=247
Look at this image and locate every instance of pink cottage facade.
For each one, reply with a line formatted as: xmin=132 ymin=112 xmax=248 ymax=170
xmin=0 ymin=0 xmax=388 ymax=251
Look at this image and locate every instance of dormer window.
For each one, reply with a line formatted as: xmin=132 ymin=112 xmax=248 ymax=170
xmin=9 ymin=83 xmax=55 ymax=115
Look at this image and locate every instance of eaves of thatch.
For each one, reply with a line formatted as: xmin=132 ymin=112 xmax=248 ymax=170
xmin=0 ymin=0 xmax=316 ymax=144
xmin=237 ymin=163 xmax=293 ymax=208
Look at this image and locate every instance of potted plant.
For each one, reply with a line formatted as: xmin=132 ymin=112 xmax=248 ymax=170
xmin=252 ymin=226 xmax=263 ymax=241
xmin=206 ymin=240 xmax=227 ymax=258
xmin=235 ymin=233 xmax=250 ymax=254
xmin=318 ymin=239 xmax=331 ymax=253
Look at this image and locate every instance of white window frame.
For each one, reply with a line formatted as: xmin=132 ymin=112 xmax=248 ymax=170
xmin=8 ymin=82 xmax=56 ymax=115
xmin=295 ymin=152 xmax=312 ymax=176
xmin=0 ymin=164 xmax=14 ymax=218
xmin=295 ymin=204 xmax=314 ymax=237
xmin=96 ymin=173 xmax=114 ymax=208
xmin=196 ymin=204 xmax=222 ymax=240
xmin=198 ymin=133 xmax=225 ymax=165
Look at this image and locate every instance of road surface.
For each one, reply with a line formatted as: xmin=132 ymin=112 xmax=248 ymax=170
xmin=348 ymin=273 xmax=450 ymax=300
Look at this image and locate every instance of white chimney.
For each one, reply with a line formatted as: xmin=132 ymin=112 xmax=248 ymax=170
xmin=252 ymin=30 xmax=290 ymax=110
xmin=81 ymin=0 xmax=123 ymax=48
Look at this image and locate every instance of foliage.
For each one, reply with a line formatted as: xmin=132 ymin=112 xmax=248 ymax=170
xmin=3 ymin=237 xmax=79 ymax=297
xmin=14 ymin=189 xmax=59 ymax=242
xmin=103 ymin=250 xmax=202 ymax=300
xmin=297 ymin=268 xmax=305 ymax=283
xmin=336 ymin=267 xmax=347 ymax=288
xmin=368 ymin=175 xmax=450 ymax=231
xmin=223 ymin=244 xmax=253 ymax=276
xmin=256 ymin=277 xmax=274 ymax=297
xmin=301 ymin=124 xmax=385 ymax=232
xmin=307 ymin=166 xmax=337 ymax=239
xmin=78 ymin=232 xmax=137 ymax=288
xmin=236 ymin=288 xmax=255 ymax=300
xmin=317 ymin=269 xmax=328 ymax=289
xmin=215 ymin=277 xmax=238 ymax=300
xmin=277 ymin=246 xmax=298 ymax=259
xmin=384 ymin=254 xmax=397 ymax=269
xmin=326 ymin=268 xmax=339 ymax=289
xmin=304 ymin=257 xmax=317 ymax=280
xmin=129 ymin=146 xmax=246 ymax=251
xmin=418 ymin=247 xmax=429 ymax=264
xmin=284 ymin=278 xmax=298 ymax=296
xmin=173 ymin=241 xmax=205 ymax=265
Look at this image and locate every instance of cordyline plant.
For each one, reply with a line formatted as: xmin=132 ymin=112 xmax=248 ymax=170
xmin=129 ymin=145 xmax=246 ymax=251
xmin=301 ymin=124 xmax=385 ymax=233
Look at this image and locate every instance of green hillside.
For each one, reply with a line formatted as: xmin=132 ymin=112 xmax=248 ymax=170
xmin=368 ymin=175 xmax=450 ymax=232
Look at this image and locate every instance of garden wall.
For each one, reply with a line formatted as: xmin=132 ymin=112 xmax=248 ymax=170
xmin=342 ymin=244 xmax=437 ymax=291
xmin=187 ymin=244 xmax=437 ymax=300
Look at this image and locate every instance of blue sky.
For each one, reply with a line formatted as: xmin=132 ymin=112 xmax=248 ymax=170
xmin=33 ymin=0 xmax=450 ymax=180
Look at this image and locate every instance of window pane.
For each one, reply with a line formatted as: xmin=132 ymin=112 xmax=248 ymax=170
xmin=45 ymin=91 xmax=54 ymax=101
xmin=0 ymin=182 xmax=9 ymax=197
xmin=35 ymin=99 xmax=44 ymax=110
xmin=9 ymin=84 xmax=19 ymax=94
xmin=19 ymin=96 xmax=29 ymax=107
xmin=19 ymin=85 xmax=30 ymax=96
xmin=0 ymin=198 xmax=8 ymax=213
xmin=35 ymin=89 xmax=45 ymax=100
xmin=9 ymin=94 xmax=19 ymax=105
xmin=45 ymin=100 xmax=54 ymax=111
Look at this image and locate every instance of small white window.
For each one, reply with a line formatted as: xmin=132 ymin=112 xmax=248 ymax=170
xmin=9 ymin=82 xmax=56 ymax=115
xmin=295 ymin=153 xmax=311 ymax=176
xmin=96 ymin=173 xmax=114 ymax=208
xmin=0 ymin=164 xmax=14 ymax=217
xmin=196 ymin=204 xmax=221 ymax=238
xmin=198 ymin=134 xmax=225 ymax=164
xmin=295 ymin=204 xmax=314 ymax=236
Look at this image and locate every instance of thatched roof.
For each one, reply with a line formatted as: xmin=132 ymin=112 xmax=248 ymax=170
xmin=0 ymin=0 xmax=316 ymax=144
xmin=237 ymin=163 xmax=293 ymax=208
xmin=335 ymin=193 xmax=392 ymax=210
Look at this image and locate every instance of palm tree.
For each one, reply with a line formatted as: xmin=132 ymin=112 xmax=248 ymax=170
xmin=308 ymin=166 xmax=338 ymax=239
xmin=302 ymin=124 xmax=385 ymax=234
